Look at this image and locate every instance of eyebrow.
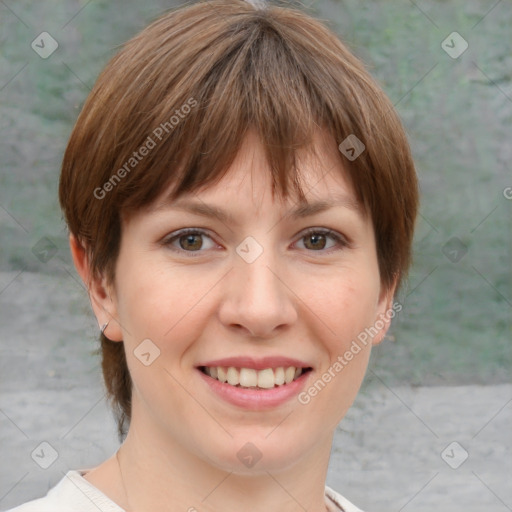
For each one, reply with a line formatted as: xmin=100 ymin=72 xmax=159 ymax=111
xmin=153 ymin=194 xmax=362 ymax=225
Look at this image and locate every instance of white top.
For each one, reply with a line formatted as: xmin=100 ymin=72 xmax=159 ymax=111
xmin=5 ymin=470 xmax=364 ymax=512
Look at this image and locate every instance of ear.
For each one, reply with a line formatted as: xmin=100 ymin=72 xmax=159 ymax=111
xmin=69 ymin=234 xmax=123 ymax=342
xmin=371 ymin=276 xmax=399 ymax=346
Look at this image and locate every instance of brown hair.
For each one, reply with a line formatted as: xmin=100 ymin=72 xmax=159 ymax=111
xmin=59 ymin=0 xmax=419 ymax=438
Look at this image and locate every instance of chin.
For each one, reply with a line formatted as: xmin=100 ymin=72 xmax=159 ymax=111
xmin=197 ymin=428 xmax=316 ymax=475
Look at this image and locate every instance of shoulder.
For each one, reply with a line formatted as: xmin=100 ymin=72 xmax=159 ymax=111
xmin=4 ymin=470 xmax=125 ymax=512
xmin=325 ymin=485 xmax=366 ymax=512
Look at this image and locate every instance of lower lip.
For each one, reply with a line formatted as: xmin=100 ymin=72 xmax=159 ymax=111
xmin=197 ymin=369 xmax=311 ymax=410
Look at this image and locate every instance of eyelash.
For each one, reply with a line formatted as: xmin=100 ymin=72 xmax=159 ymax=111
xmin=162 ymin=227 xmax=349 ymax=256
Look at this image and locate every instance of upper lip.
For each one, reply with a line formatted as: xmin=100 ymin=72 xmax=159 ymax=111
xmin=197 ymin=356 xmax=313 ymax=371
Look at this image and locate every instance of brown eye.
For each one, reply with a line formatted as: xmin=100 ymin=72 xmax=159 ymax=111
xmin=296 ymin=228 xmax=348 ymax=252
xmin=164 ymin=229 xmax=216 ymax=253
xmin=303 ymin=233 xmax=327 ymax=250
xmin=178 ymin=233 xmax=203 ymax=251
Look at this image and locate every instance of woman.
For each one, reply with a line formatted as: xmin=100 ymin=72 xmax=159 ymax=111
xmin=8 ymin=1 xmax=418 ymax=510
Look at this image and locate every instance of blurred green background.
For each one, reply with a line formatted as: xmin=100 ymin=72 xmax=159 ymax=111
xmin=0 ymin=0 xmax=510 ymax=385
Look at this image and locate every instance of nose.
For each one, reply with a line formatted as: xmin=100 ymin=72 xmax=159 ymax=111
xmin=217 ymin=247 xmax=298 ymax=339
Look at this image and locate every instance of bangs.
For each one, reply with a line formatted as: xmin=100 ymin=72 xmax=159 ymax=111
xmin=97 ymin=3 xmax=374 ymax=217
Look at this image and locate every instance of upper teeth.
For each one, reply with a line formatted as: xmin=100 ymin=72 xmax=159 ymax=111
xmin=204 ymin=366 xmax=303 ymax=388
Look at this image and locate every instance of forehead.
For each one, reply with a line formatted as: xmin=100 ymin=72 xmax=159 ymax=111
xmin=149 ymin=129 xmax=365 ymax=221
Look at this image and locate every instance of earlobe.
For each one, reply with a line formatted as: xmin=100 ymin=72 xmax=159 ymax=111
xmin=69 ymin=234 xmax=124 ymax=342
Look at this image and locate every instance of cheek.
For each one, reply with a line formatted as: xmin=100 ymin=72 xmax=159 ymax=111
xmin=295 ymin=263 xmax=380 ymax=417
xmin=304 ymin=264 xmax=381 ymax=345
xmin=114 ymin=255 xmax=217 ymax=359
xmin=113 ymin=258 xmax=207 ymax=409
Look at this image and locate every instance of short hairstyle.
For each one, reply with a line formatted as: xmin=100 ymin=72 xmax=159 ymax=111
xmin=59 ymin=0 xmax=419 ymax=438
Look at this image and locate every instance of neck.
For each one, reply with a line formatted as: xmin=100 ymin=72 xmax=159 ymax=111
xmin=116 ymin=413 xmax=333 ymax=512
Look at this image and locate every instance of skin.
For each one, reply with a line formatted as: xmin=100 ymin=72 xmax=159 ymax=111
xmin=71 ymin=129 xmax=396 ymax=512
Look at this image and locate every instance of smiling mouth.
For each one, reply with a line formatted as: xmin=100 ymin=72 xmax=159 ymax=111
xmin=199 ymin=366 xmax=312 ymax=389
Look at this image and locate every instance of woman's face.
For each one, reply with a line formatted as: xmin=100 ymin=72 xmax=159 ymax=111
xmin=103 ymin=130 xmax=394 ymax=473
